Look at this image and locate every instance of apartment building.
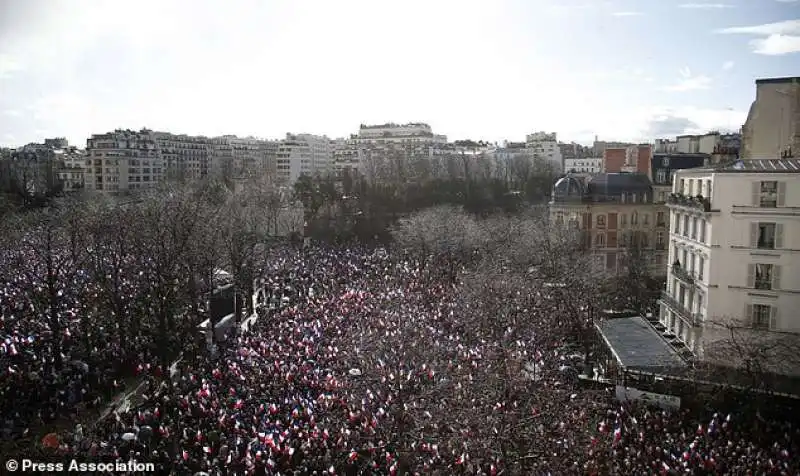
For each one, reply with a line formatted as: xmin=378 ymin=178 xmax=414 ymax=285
xmin=742 ymin=77 xmax=800 ymax=160
xmin=276 ymin=133 xmax=332 ymax=184
xmin=549 ymin=173 xmax=669 ymax=277
xmin=85 ymin=129 xmax=162 ymax=193
xmin=526 ymin=131 xmax=563 ymax=172
xmin=650 ymin=153 xmax=708 ymax=203
xmin=658 ymin=158 xmax=800 ymax=375
xmin=565 ymin=157 xmax=603 ymax=175
xmin=153 ymin=132 xmax=212 ymax=181
xmin=332 ymin=136 xmax=363 ymax=176
xmin=211 ymin=136 xmax=277 ymax=181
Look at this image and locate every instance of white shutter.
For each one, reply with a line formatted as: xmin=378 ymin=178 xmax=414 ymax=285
xmin=747 ymin=264 xmax=756 ymax=288
xmin=776 ymin=182 xmax=786 ymax=207
xmin=750 ymin=223 xmax=759 ymax=248
xmin=769 ymin=307 xmax=778 ymax=331
xmin=751 ymin=182 xmax=760 ymax=206
xmin=775 ymin=224 xmax=784 ymax=249
xmin=745 ymin=304 xmax=754 ymax=326
xmin=772 ymin=265 xmax=781 ymax=290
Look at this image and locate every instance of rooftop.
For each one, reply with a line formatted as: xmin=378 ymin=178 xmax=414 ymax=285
xmin=755 ymin=76 xmax=800 ymax=85
xmin=596 ymin=316 xmax=687 ymax=371
xmin=680 ymin=158 xmax=800 ymax=174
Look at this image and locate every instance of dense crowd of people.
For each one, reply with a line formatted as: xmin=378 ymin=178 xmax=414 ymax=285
xmin=2 ymin=244 xmax=800 ymax=474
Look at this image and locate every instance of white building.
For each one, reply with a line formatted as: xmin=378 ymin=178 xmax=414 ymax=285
xmin=659 ymin=158 xmax=800 ymax=375
xmin=85 ymin=129 xmax=162 ymax=193
xmin=153 ymin=132 xmax=212 ymax=181
xmin=55 ymin=146 xmax=86 ymax=192
xmin=276 ymin=133 xmax=332 ymax=184
xmin=211 ymin=136 xmax=277 ymax=181
xmin=564 ymin=157 xmax=603 ymax=174
xmin=526 ymin=131 xmax=563 ymax=172
xmin=332 ymin=136 xmax=363 ymax=176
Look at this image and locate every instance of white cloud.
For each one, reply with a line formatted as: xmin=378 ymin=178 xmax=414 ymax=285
xmin=716 ymin=19 xmax=800 ymax=35
xmin=750 ymin=34 xmax=800 ymax=54
xmin=664 ymin=67 xmax=713 ymax=92
xmin=775 ymin=0 xmax=799 ymax=3
xmin=2 ymin=110 xmax=21 ymax=117
xmin=0 ymin=54 xmax=24 ymax=79
xmin=612 ymin=11 xmax=643 ymax=16
xmin=679 ymin=3 xmax=733 ymax=8
xmin=717 ymin=20 xmax=800 ymax=55
xmin=722 ymin=60 xmax=735 ymax=70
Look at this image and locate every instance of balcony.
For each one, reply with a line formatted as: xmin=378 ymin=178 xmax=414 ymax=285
xmin=671 ymin=262 xmax=695 ymax=285
xmin=666 ymin=193 xmax=712 ymax=213
xmin=659 ymin=290 xmax=702 ymax=327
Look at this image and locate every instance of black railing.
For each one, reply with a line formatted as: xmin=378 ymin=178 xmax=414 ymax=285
xmin=659 ymin=290 xmax=701 ymax=326
xmin=666 ymin=192 xmax=712 ymax=212
xmin=671 ymin=263 xmax=695 ymax=284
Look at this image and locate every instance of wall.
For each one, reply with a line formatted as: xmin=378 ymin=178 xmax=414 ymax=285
xmin=604 ymin=148 xmax=626 ymax=173
xmin=742 ymin=79 xmax=800 ymax=159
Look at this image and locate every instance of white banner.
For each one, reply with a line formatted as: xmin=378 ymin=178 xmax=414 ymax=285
xmin=615 ymin=385 xmax=681 ymax=410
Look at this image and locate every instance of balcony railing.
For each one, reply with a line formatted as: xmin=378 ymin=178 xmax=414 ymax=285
xmin=671 ymin=262 xmax=695 ymax=284
xmin=659 ymin=290 xmax=702 ymax=327
xmin=666 ymin=193 xmax=712 ymax=212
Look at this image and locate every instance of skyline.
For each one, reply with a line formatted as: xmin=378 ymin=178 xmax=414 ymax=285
xmin=1 ymin=0 xmax=799 ymax=148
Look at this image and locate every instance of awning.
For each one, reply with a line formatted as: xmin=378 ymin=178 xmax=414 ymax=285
xmin=596 ymin=316 xmax=688 ymax=371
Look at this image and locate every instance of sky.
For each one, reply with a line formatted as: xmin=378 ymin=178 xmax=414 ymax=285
xmin=1 ymin=0 xmax=799 ymax=147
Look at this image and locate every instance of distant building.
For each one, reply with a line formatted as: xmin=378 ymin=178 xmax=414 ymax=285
xmin=564 ymin=157 xmax=603 ymax=175
xmin=153 ymin=132 xmax=212 ymax=181
xmin=211 ymin=135 xmax=277 ymax=182
xmin=549 ymin=173 xmax=669 ymax=277
xmin=526 ymin=131 xmax=563 ymax=172
xmin=659 ymin=158 xmax=800 ymax=375
xmin=276 ymin=133 xmax=332 ymax=184
xmin=650 ymin=153 xmax=709 ymax=203
xmin=332 ymin=136 xmax=363 ymax=176
xmin=742 ymin=77 xmax=800 ymax=160
xmin=604 ymin=145 xmax=651 ymax=174
xmin=85 ymin=129 xmax=161 ymax=193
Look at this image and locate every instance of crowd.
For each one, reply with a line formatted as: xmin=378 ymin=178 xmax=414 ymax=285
xmin=2 ymin=244 xmax=800 ymax=474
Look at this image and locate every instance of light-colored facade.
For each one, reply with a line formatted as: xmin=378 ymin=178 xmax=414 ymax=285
xmin=55 ymin=146 xmax=86 ymax=192
xmin=526 ymin=131 xmax=563 ymax=172
xmin=564 ymin=157 xmax=603 ymax=174
xmin=742 ymin=77 xmax=800 ymax=160
xmin=211 ymin=136 xmax=277 ymax=181
xmin=276 ymin=133 xmax=332 ymax=184
xmin=659 ymin=158 xmax=800 ymax=375
xmin=332 ymin=137 xmax=363 ymax=176
xmin=153 ymin=132 xmax=212 ymax=181
xmin=85 ymin=129 xmax=162 ymax=193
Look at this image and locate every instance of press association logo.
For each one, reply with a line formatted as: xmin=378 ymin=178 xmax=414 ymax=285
xmin=5 ymin=459 xmax=155 ymax=472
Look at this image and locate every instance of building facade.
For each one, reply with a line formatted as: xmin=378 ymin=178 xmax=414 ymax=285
xmin=659 ymin=158 xmax=800 ymax=375
xmin=549 ymin=173 xmax=669 ymax=277
xmin=564 ymin=157 xmax=603 ymax=174
xmin=742 ymin=77 xmax=800 ymax=160
xmin=153 ymin=132 xmax=212 ymax=181
xmin=650 ymin=153 xmax=709 ymax=203
xmin=604 ymin=145 xmax=651 ymax=175
xmin=526 ymin=131 xmax=563 ymax=172
xmin=276 ymin=133 xmax=333 ymax=184
xmin=85 ymin=129 xmax=162 ymax=193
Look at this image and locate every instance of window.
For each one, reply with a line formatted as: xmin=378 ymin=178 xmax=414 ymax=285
xmin=755 ymin=223 xmax=777 ymax=249
xmin=673 ymin=213 xmax=680 ymax=233
xmin=656 ymin=211 xmax=665 ymax=226
xmin=643 ymin=214 xmax=649 ymax=225
xmin=699 ymin=219 xmax=706 ymax=243
xmin=640 ymin=233 xmax=649 ymax=248
xmin=750 ymin=304 xmax=772 ymax=330
xmin=655 ymin=254 xmax=664 ymax=266
xmin=691 ymin=218 xmax=698 ymax=240
xmin=706 ymin=180 xmax=712 ymax=198
xmin=620 ymin=214 xmax=627 ymax=227
xmin=697 ymin=257 xmax=704 ymax=280
xmin=595 ymin=232 xmax=606 ymax=248
xmin=631 ymin=211 xmax=638 ymax=225
xmin=663 ymin=157 xmax=670 ymax=167
xmin=679 ymin=178 xmax=685 ymax=193
xmin=656 ymin=231 xmax=665 ymax=247
xmin=596 ymin=215 xmax=606 ymax=228
xmin=683 ymin=216 xmax=690 ymax=237
xmin=753 ymin=264 xmax=773 ymax=290
xmin=759 ymin=181 xmax=778 ymax=208
xmin=555 ymin=213 xmax=564 ymax=225
xmin=656 ymin=169 xmax=667 ymax=183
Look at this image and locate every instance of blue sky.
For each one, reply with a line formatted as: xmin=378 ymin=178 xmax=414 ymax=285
xmin=0 ymin=0 xmax=798 ymax=147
